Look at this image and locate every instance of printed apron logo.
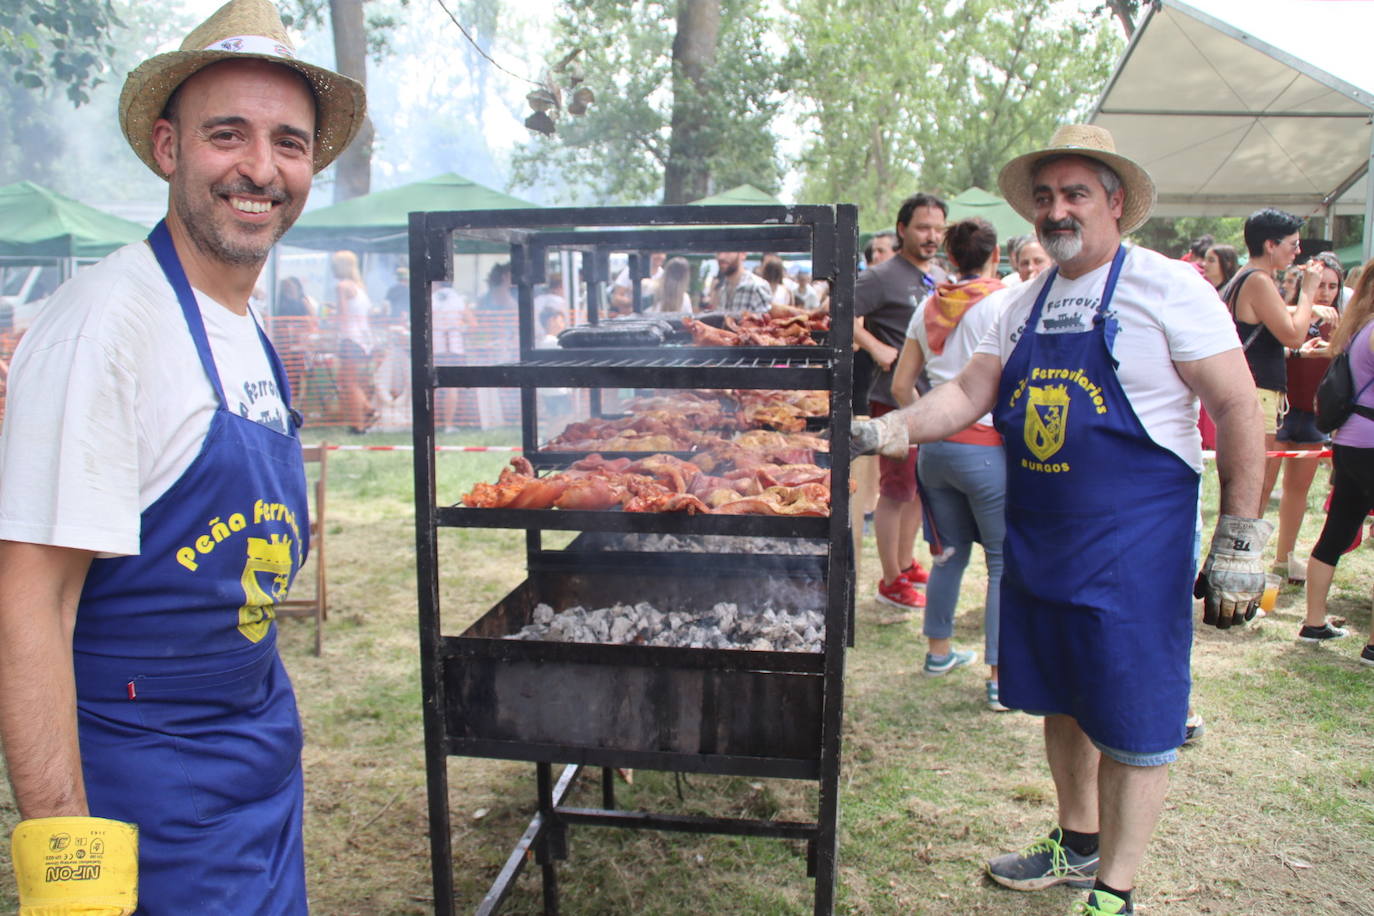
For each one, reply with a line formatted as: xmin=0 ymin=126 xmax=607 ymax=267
xmin=1024 ymin=384 xmax=1070 ymax=461
xmin=238 ymin=534 xmax=294 ymax=643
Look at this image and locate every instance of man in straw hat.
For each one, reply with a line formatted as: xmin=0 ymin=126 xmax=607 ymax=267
xmin=0 ymin=1 xmax=364 ymax=911
xmin=854 ymin=124 xmax=1269 ymax=915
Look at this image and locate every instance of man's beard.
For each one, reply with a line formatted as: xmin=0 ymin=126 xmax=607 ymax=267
xmin=1038 ymin=217 xmax=1083 ymax=263
xmin=173 ymin=177 xmax=296 ymax=267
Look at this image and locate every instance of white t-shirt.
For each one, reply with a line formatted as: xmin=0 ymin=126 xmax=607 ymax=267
xmin=975 ymin=245 xmax=1240 ymax=471
xmin=907 ymin=285 xmax=1015 ymax=427
xmin=0 ymin=242 xmax=289 ymax=556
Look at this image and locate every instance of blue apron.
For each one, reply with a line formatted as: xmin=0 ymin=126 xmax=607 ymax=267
xmin=72 ymin=222 xmax=310 ymax=914
xmin=992 ymin=247 xmax=1197 ymax=754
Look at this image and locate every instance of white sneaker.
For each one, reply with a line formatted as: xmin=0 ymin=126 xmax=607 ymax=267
xmin=1287 ymin=552 xmax=1307 ymax=584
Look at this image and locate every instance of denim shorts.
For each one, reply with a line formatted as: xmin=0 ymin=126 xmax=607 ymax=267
xmin=1018 ymin=710 xmax=1180 ymax=767
xmin=1275 ymin=408 xmax=1325 ymax=446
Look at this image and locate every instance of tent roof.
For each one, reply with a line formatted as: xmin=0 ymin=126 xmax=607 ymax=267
xmin=0 ymin=181 xmax=147 ymax=260
xmin=689 ymin=184 xmax=784 ymax=207
xmin=946 ymin=187 xmax=1033 ymax=245
xmin=283 ymin=172 xmax=538 ymax=253
xmin=1090 ymin=0 xmax=1374 ymax=223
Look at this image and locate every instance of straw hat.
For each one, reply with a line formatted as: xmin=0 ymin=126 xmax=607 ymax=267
xmin=119 ymin=0 xmax=366 ymax=179
xmin=997 ymin=124 xmax=1156 ymax=234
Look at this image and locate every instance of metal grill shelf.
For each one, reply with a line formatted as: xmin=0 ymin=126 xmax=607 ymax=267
xmin=411 ymin=204 xmax=857 ymax=916
xmin=438 ymin=506 xmax=830 ymax=538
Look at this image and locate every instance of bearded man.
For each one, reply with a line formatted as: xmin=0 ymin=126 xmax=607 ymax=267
xmin=855 ymin=125 xmax=1269 ymax=915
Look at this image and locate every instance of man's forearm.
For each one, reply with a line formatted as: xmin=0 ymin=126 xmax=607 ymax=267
xmin=1211 ymin=393 xmax=1266 ymax=517
xmin=893 ymin=352 xmax=1001 ymax=444
xmin=0 ymin=542 xmax=93 ymax=819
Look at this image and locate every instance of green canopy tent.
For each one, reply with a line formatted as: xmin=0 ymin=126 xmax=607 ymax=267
xmin=689 ymin=184 xmax=785 ymax=207
xmin=0 ymin=181 xmax=148 ymax=263
xmin=945 ymin=187 xmax=1033 ymax=244
xmin=282 ymin=172 xmax=539 ymax=254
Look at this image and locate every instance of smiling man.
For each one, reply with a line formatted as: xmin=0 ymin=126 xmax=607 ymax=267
xmin=853 ymin=126 xmax=1269 ymax=915
xmin=0 ymin=1 xmax=364 ymax=912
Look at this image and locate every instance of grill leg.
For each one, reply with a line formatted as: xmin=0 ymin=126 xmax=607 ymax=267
xmin=600 ymin=766 xmax=615 ymax=809
xmin=535 ymin=763 xmax=561 ymax=915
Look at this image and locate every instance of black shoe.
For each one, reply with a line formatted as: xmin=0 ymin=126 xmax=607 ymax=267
xmin=1298 ymin=622 xmax=1349 ymax=642
xmin=1360 ymin=644 xmax=1374 ymax=668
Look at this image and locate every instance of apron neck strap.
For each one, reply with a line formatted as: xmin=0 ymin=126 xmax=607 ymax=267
xmin=148 ymin=220 xmax=227 ymax=409
xmin=1025 ymin=244 xmax=1129 ymax=346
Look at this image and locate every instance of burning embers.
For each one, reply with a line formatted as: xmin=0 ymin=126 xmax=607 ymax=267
xmin=508 ymin=601 xmax=825 ymax=652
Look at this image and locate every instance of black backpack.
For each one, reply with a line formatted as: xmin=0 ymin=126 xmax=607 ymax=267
xmin=1314 ymin=349 xmax=1374 ymax=433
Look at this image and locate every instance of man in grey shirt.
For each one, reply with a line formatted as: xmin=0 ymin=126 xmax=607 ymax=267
xmin=854 ymin=193 xmax=949 ymax=614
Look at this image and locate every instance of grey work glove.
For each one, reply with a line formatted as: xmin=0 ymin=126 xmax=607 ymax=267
xmin=850 ymin=411 xmax=910 ymax=459
xmin=1194 ymin=515 xmax=1274 ymax=629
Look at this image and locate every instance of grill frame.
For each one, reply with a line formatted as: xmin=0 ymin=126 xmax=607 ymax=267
xmin=410 ymin=204 xmax=857 ymax=915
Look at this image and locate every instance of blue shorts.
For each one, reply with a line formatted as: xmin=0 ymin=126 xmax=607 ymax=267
xmin=1275 ymin=408 xmax=1325 ymax=446
xmin=1019 ymin=710 xmax=1180 ymax=767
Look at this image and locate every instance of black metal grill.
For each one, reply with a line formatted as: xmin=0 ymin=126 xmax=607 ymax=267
xmin=410 ymin=204 xmax=857 ymax=915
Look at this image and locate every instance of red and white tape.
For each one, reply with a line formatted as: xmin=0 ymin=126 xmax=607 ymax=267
xmin=1201 ymin=449 xmax=1332 ymax=460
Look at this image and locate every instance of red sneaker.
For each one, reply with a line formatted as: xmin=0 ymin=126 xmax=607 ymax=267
xmin=899 ymin=560 xmax=929 ymax=586
xmin=876 ymin=577 xmax=926 ymax=609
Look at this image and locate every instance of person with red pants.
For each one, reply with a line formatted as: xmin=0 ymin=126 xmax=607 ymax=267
xmin=853 ymin=193 xmax=948 ymax=616
xmin=0 ymin=1 xmax=366 ymax=911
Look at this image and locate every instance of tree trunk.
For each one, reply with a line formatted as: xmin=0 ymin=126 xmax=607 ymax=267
xmin=662 ymin=0 xmax=721 ymax=205
xmin=1105 ymin=0 xmax=1136 ymax=38
xmin=329 ymin=0 xmax=372 ymax=202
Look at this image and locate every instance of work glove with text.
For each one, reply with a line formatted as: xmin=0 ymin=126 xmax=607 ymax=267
xmin=12 ymin=817 xmax=137 ymax=915
xmin=850 ymin=411 xmax=910 ymax=459
xmin=1194 ymin=515 xmax=1273 ymax=629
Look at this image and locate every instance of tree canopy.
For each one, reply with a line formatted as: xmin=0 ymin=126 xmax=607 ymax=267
xmin=2 ymin=0 xmax=122 ymax=106
xmin=787 ymin=0 xmax=1123 ymax=229
xmin=510 ymin=0 xmax=786 ymax=205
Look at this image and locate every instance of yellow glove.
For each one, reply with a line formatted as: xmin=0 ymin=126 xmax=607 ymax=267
xmin=12 ymin=817 xmax=137 ymax=916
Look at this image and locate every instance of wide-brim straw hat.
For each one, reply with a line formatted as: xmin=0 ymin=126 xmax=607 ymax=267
xmin=119 ymin=0 xmax=366 ymax=178
xmin=997 ymin=124 xmax=1156 ymax=234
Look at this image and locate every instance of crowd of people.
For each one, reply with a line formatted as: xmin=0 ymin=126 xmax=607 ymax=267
xmin=263 ymin=241 xmax=837 ymax=432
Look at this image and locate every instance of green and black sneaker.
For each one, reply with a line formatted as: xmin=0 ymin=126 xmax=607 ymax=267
xmin=1076 ymin=889 xmax=1133 ymax=914
xmin=986 ymin=827 xmax=1098 ymax=891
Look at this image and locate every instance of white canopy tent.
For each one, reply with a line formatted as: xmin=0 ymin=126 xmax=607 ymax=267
xmin=1089 ymin=0 xmax=1374 ymax=258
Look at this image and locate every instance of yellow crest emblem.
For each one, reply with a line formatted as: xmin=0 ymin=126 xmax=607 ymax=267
xmin=1024 ymin=384 xmax=1071 ymax=461
xmin=237 ymin=534 xmax=293 ymax=643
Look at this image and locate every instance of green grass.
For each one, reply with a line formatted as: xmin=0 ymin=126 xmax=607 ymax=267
xmin=0 ymin=448 xmax=1370 ymax=914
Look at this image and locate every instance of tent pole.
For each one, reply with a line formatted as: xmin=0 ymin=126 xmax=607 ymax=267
xmin=1365 ymin=126 xmax=1374 ymax=262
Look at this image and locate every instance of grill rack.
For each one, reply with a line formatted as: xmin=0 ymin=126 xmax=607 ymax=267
xmin=410 ymin=204 xmax=857 ymax=914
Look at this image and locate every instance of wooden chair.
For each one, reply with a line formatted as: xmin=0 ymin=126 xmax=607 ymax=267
xmin=278 ymin=443 xmax=328 ymax=655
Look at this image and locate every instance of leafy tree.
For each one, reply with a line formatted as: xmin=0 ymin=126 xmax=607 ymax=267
xmin=1132 ymin=216 xmax=1244 ymax=260
xmin=1 ymin=0 xmax=122 ymax=106
xmin=1095 ymin=0 xmax=1141 ymax=37
xmin=510 ymin=0 xmax=786 ymax=206
xmin=284 ymin=0 xmax=416 ymax=201
xmin=0 ymin=1 xmax=187 ymax=193
xmin=788 ymin=0 xmax=1123 ymax=231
